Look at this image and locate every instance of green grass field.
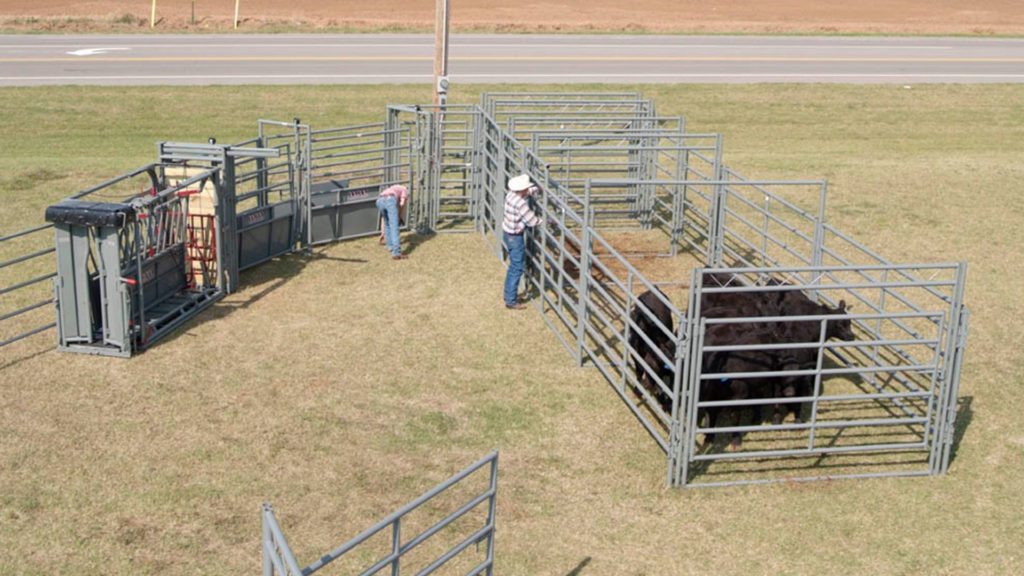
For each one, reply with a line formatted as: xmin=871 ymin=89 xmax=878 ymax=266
xmin=1 ymin=84 xmax=1022 ymax=575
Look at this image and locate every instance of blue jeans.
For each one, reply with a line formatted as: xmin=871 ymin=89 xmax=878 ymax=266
xmin=503 ymin=232 xmax=525 ymax=306
xmin=376 ymin=195 xmax=401 ymax=256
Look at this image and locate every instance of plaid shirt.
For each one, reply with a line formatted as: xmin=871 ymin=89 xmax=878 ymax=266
xmin=502 ymin=191 xmax=542 ymax=234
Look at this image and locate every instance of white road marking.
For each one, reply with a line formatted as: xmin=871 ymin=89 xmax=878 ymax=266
xmin=66 ymin=47 xmax=131 ymax=56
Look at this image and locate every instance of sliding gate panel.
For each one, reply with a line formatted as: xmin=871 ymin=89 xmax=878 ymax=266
xmin=309 ymin=182 xmax=381 ymax=244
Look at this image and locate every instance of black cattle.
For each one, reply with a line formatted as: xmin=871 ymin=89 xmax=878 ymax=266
xmin=627 ymin=288 xmax=675 ymax=412
xmin=770 ymin=296 xmax=854 ymax=423
xmin=699 ymin=314 xmax=782 ymax=449
xmin=694 ymin=274 xmax=856 ymax=448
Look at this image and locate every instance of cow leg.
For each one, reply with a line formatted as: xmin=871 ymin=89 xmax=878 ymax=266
xmin=700 ymin=406 xmax=721 ymax=449
xmin=791 ymin=377 xmax=811 ymax=423
xmin=773 ymin=378 xmax=797 ymax=424
xmin=727 ymin=379 xmax=750 ymax=451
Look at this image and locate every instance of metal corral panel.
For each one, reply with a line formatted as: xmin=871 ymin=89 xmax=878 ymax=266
xmin=310 ymin=181 xmax=381 ymax=244
xmin=238 ymin=201 xmax=295 ymax=271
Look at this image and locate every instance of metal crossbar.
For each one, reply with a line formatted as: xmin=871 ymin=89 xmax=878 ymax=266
xmin=262 ymin=452 xmax=499 ymax=576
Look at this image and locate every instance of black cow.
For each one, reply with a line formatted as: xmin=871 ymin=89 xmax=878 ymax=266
xmin=627 ymin=288 xmax=675 ymax=412
xmin=770 ymin=296 xmax=854 ymax=423
xmin=695 ymin=274 xmax=856 ymax=448
xmin=699 ymin=315 xmax=782 ymax=449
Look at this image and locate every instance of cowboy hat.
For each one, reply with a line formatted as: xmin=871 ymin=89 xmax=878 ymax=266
xmin=508 ymin=174 xmax=532 ymax=192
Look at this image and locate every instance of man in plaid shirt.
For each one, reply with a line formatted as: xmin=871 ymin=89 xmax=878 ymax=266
xmin=502 ymin=174 xmax=543 ymax=309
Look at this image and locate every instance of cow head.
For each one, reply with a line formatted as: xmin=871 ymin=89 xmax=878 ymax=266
xmin=826 ymin=300 xmax=856 ymax=341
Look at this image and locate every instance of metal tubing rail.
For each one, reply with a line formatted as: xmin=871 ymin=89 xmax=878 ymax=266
xmin=588 ymin=353 xmax=671 ymax=452
xmin=586 ymin=295 xmax=676 ymax=412
xmin=538 ymin=144 xmax=714 ymax=154
xmin=725 ymin=264 xmax=954 ymax=337
xmin=700 ymin=363 xmax=936 ymax=381
xmin=130 ymin=166 xmax=222 ymax=207
xmin=309 ymin=122 xmax=392 ymax=138
xmin=588 ymin=228 xmax=686 ymax=318
xmin=820 ymin=223 xmax=955 ymax=303
xmin=69 ymin=163 xmax=159 ymax=200
xmin=687 ymin=469 xmax=932 ymax=489
xmin=722 ymin=168 xmax=823 ymax=219
xmin=694 ymin=415 xmax=929 ymax=435
xmin=0 ymin=322 xmax=57 ymax=348
xmin=0 ymin=272 xmax=56 ymax=297
xmin=721 ymin=188 xmax=817 ymax=242
xmin=697 ymin=389 xmax=933 ymax=408
xmin=694 ymin=262 xmax=961 ymax=279
xmin=529 ymin=128 xmax=709 ymax=136
xmin=299 ymin=451 xmax=498 ymax=575
xmin=690 ymin=442 xmax=928 ymax=463
xmin=487 ymin=97 xmax=647 ymax=107
xmin=0 ymin=299 xmax=52 ymax=323
xmin=0 ymin=247 xmax=54 ymax=270
xmin=699 ymin=310 xmax=942 ymax=325
xmin=310 ymin=145 xmax=397 ymax=164
xmin=718 ymin=227 xmax=812 ymax=269
xmin=311 ymin=139 xmax=392 ymax=158
xmin=262 ymin=505 xmax=304 ymax=576
xmin=0 ymin=223 xmax=53 ymax=243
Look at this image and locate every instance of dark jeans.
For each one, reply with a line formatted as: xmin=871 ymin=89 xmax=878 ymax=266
xmin=503 ymin=232 xmax=525 ymax=306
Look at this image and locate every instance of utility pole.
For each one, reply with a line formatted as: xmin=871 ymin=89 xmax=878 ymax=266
xmin=433 ymin=0 xmax=450 ymax=109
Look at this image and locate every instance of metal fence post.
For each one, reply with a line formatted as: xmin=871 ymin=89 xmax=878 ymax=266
xmin=709 ymin=135 xmax=726 ymax=267
xmin=667 ymin=303 xmax=688 ymax=487
xmin=391 ymin=518 xmax=401 ymax=576
xmin=941 ymin=305 xmax=969 ymax=474
xmin=471 ymin=109 xmax=484 ymax=233
xmin=262 ymin=506 xmax=273 ymax=576
xmin=677 ymin=267 xmax=704 ymax=486
xmin=484 ymin=452 xmax=499 ymax=575
xmin=937 ymin=262 xmax=969 ymax=474
xmin=575 ymin=181 xmax=593 ymax=366
xmin=809 ymin=180 xmax=828 ymax=296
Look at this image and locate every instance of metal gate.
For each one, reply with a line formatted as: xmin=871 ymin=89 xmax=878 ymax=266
xmin=672 ymin=265 xmax=968 ymax=487
xmin=262 ymin=452 xmax=498 ymax=576
xmin=0 ymin=223 xmax=57 ymax=353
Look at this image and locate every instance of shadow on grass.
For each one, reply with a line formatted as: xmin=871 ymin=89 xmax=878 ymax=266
xmin=400 ymin=231 xmax=436 ymax=257
xmin=160 ymin=248 xmax=366 ymax=347
xmin=565 ymin=557 xmax=592 ymax=576
xmin=949 ymin=395 xmax=973 ymax=465
xmin=0 ymin=341 xmax=53 ymax=372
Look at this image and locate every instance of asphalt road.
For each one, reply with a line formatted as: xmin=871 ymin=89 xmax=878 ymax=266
xmin=1 ymin=34 xmax=1023 ymax=86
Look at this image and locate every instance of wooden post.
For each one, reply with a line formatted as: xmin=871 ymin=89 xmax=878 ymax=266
xmin=150 ymin=0 xmax=157 ymax=28
xmin=433 ymin=0 xmax=450 ymax=108
xmin=234 ymin=0 xmax=241 ymax=29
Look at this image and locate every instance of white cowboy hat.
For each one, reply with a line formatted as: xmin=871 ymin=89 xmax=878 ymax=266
xmin=508 ymin=174 xmax=532 ymax=192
